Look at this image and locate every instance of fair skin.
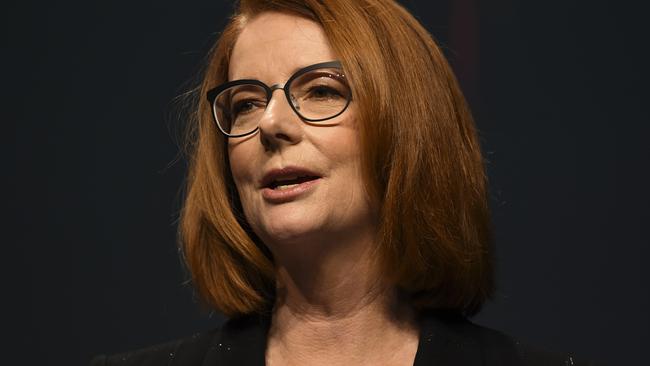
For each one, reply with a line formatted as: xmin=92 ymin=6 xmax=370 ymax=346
xmin=227 ymin=12 xmax=419 ymax=366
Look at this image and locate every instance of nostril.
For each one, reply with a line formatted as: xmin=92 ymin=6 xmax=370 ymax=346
xmin=275 ymin=133 xmax=291 ymax=141
xmin=259 ymin=132 xmax=292 ymax=151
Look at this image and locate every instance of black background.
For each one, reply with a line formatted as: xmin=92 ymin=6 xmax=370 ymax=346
xmin=6 ymin=1 xmax=649 ymax=365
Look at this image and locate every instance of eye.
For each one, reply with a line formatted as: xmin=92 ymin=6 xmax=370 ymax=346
xmin=306 ymin=85 xmax=343 ymax=100
xmin=232 ymin=99 xmax=265 ymax=116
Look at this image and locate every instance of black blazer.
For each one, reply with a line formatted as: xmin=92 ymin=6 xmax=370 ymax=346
xmin=91 ymin=310 xmax=596 ymax=365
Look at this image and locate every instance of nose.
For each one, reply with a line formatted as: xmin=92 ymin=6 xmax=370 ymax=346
xmin=257 ymin=87 xmax=303 ymax=150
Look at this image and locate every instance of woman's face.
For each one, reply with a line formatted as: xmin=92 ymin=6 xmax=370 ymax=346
xmin=227 ymin=12 xmax=374 ymax=248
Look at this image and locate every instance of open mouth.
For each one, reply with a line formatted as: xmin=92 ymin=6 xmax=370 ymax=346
xmin=268 ymin=175 xmax=320 ymax=190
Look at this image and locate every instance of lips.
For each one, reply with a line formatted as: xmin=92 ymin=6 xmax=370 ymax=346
xmin=260 ymin=166 xmax=322 ymax=189
xmin=260 ymin=166 xmax=322 ymax=203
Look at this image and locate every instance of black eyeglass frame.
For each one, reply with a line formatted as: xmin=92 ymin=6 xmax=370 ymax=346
xmin=206 ymin=60 xmax=352 ymax=138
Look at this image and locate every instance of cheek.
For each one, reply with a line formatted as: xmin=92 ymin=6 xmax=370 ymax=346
xmin=228 ymin=143 xmax=258 ymax=204
xmin=228 ymin=144 xmax=268 ymax=236
xmin=314 ymin=122 xmax=362 ymax=172
xmin=312 ymin=124 xmax=368 ymax=199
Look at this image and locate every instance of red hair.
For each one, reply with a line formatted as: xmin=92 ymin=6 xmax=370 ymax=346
xmin=180 ymin=0 xmax=493 ymax=317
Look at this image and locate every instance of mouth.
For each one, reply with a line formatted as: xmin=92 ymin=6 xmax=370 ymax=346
xmin=260 ymin=166 xmax=322 ymax=203
xmin=267 ymin=175 xmax=320 ymax=190
xmin=261 ymin=166 xmax=322 ymax=190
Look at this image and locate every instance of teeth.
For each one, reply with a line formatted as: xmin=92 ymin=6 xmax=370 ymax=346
xmin=274 ymin=183 xmax=299 ymax=190
xmin=275 ymin=175 xmax=301 ymax=183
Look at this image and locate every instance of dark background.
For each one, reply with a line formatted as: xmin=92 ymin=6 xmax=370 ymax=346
xmin=7 ymin=0 xmax=649 ymax=365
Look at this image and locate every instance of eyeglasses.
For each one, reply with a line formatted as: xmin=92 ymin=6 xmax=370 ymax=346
xmin=206 ymin=61 xmax=352 ymax=137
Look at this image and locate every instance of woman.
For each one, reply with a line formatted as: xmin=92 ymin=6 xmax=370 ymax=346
xmin=92 ymin=0 xmax=592 ymax=365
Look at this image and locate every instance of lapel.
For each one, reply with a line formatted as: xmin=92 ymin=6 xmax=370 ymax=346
xmin=200 ymin=310 xmax=485 ymax=366
xmin=201 ymin=314 xmax=270 ymax=366
xmin=412 ymin=310 xmax=484 ymax=366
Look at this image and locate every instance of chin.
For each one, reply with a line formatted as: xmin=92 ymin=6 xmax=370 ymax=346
xmin=254 ymin=210 xmax=326 ymax=246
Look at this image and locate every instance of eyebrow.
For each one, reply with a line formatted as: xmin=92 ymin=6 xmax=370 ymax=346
xmin=230 ymin=62 xmax=325 ymax=82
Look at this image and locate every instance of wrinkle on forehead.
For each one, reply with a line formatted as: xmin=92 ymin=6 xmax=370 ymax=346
xmin=228 ymin=12 xmax=336 ymax=84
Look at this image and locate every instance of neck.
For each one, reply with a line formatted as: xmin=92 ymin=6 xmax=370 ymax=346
xmin=266 ymin=231 xmax=419 ymax=365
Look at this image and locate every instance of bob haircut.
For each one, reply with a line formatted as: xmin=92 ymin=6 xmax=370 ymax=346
xmin=180 ymin=0 xmax=493 ymax=318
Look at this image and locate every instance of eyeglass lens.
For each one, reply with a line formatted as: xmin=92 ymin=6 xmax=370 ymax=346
xmin=213 ymin=67 xmax=350 ymax=136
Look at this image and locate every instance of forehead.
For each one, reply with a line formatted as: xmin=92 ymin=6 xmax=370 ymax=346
xmin=229 ymin=12 xmax=337 ymax=82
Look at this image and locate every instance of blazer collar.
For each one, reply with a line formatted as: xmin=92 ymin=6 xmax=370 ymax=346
xmin=413 ymin=310 xmax=483 ymax=365
xmin=201 ymin=310 xmax=483 ymax=366
xmin=201 ymin=313 xmax=270 ymax=366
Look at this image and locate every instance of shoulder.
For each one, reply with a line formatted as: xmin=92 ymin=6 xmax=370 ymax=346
xmin=89 ymin=314 xmax=269 ymax=366
xmin=416 ymin=310 xmax=599 ymax=366
xmin=89 ymin=328 xmax=221 ymax=366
